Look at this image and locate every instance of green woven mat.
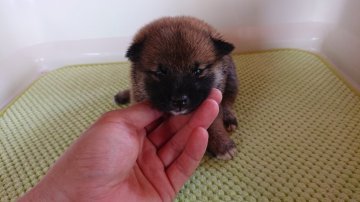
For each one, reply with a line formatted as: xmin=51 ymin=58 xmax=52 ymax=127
xmin=1 ymin=49 xmax=360 ymax=201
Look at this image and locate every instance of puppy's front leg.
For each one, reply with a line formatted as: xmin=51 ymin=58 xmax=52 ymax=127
xmin=222 ymin=106 xmax=238 ymax=132
xmin=207 ymin=109 xmax=236 ymax=160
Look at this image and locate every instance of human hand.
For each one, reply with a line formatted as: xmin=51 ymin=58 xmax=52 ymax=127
xmin=19 ymin=89 xmax=222 ymax=202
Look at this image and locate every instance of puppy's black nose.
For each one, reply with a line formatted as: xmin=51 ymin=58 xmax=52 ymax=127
xmin=171 ymin=95 xmax=189 ymax=109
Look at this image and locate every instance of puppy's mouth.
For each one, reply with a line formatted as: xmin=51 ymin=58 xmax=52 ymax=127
xmin=169 ymin=108 xmax=190 ymax=115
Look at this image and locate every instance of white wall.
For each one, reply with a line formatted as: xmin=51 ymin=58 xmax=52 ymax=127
xmin=0 ymin=0 xmax=346 ymax=59
xmin=320 ymin=0 xmax=360 ymax=90
xmin=0 ymin=0 xmax=359 ymax=110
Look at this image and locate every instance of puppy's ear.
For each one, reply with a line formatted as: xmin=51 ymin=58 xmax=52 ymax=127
xmin=211 ymin=37 xmax=234 ymax=57
xmin=126 ymin=39 xmax=145 ymax=62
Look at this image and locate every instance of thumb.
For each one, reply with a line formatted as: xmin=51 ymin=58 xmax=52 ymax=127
xmin=111 ymin=101 xmax=163 ymax=130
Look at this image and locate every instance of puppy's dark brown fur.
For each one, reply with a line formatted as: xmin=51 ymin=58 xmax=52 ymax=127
xmin=115 ymin=16 xmax=239 ymax=160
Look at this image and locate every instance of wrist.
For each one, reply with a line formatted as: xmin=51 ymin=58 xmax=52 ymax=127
xmin=18 ymin=173 xmax=71 ymax=202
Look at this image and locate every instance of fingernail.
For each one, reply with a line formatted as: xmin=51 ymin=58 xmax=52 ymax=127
xmin=212 ymin=88 xmax=223 ymax=104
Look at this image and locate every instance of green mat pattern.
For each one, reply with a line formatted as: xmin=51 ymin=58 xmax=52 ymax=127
xmin=1 ymin=50 xmax=360 ymax=201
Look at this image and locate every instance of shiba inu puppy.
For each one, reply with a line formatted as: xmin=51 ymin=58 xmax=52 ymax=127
xmin=115 ymin=16 xmax=238 ymax=159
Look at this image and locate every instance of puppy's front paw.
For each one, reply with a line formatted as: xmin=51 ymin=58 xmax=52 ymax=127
xmin=223 ymin=110 xmax=238 ymax=132
xmin=208 ymin=113 xmax=237 ymax=160
xmin=215 ymin=139 xmax=236 ymax=160
xmin=208 ymin=138 xmax=236 ymax=160
xmin=114 ymin=89 xmax=130 ymax=105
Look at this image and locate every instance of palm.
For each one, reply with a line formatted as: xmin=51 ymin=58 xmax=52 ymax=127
xmin=99 ymin=112 xmax=212 ymax=202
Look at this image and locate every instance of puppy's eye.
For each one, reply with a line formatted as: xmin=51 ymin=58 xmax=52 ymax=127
xmin=193 ymin=67 xmax=203 ymax=76
xmin=156 ymin=64 xmax=167 ymax=77
xmin=192 ymin=63 xmax=203 ymax=76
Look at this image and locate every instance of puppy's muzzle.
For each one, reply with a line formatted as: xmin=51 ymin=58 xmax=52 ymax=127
xmin=171 ymin=95 xmax=190 ymax=109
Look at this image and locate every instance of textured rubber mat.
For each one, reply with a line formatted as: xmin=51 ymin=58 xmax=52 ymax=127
xmin=1 ymin=50 xmax=360 ymax=201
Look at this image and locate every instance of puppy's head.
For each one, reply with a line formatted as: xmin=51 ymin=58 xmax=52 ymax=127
xmin=127 ymin=17 xmax=234 ymax=115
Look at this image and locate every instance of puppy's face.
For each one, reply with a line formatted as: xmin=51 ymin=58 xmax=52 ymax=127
xmin=144 ymin=61 xmax=216 ymax=115
xmin=127 ymin=17 xmax=234 ymax=115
